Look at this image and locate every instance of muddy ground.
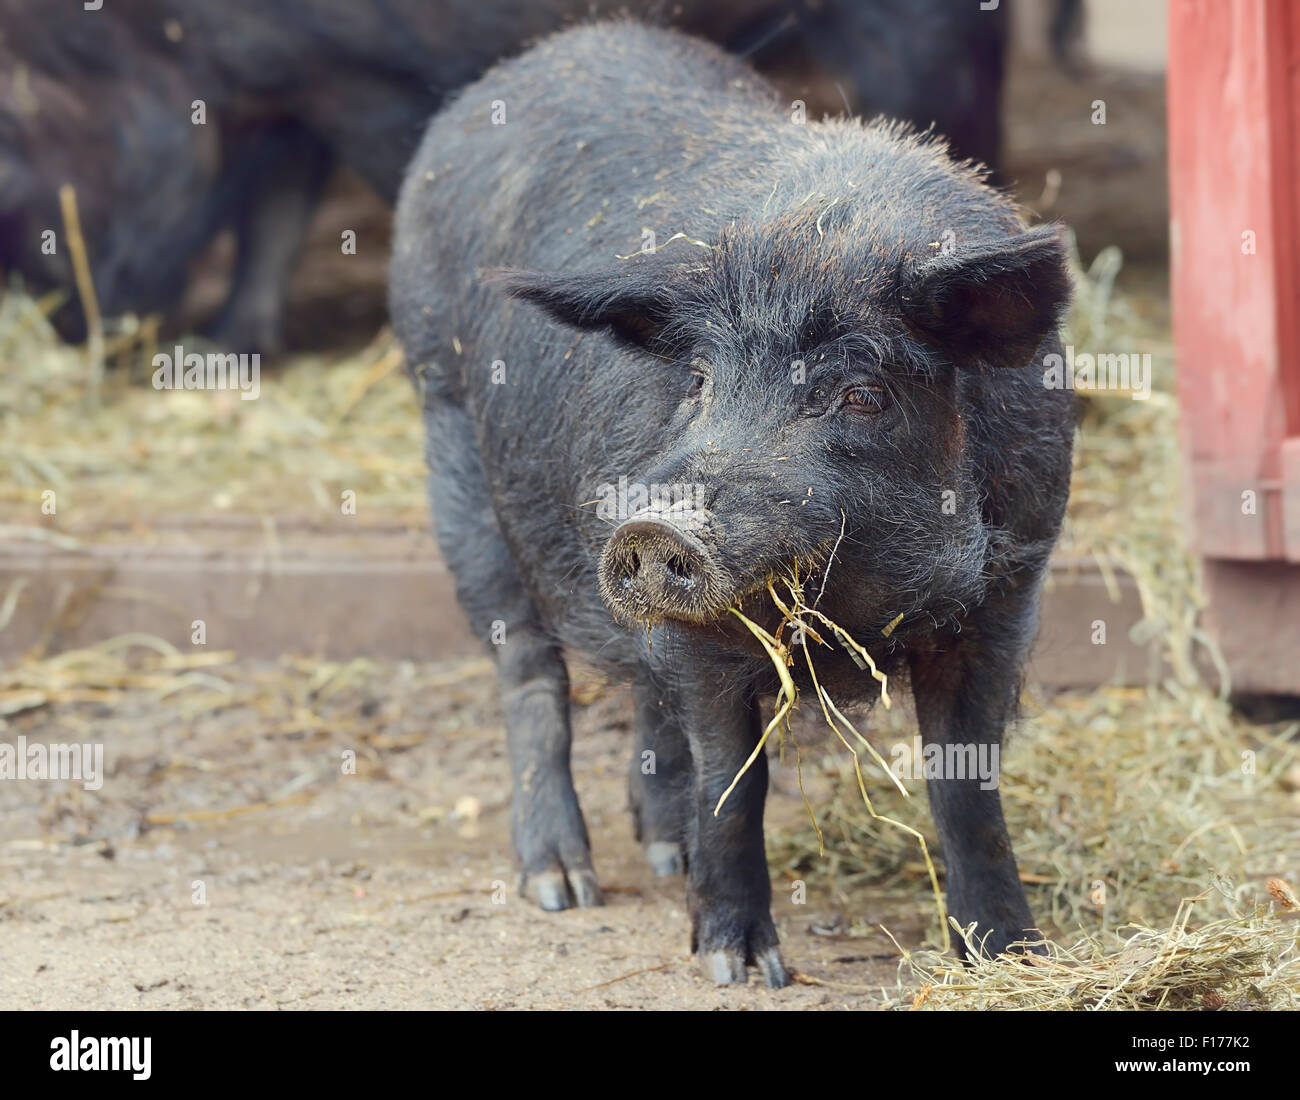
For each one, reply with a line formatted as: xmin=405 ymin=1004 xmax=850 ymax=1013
xmin=0 ymin=658 xmax=933 ymax=1010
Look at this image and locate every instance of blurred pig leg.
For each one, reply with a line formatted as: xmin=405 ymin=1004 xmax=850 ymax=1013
xmin=208 ymin=121 xmax=332 ymax=354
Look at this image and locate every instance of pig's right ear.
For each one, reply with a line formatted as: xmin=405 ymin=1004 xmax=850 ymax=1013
xmin=900 ymin=224 xmax=1071 ymax=370
xmin=491 ymin=264 xmax=685 ymax=358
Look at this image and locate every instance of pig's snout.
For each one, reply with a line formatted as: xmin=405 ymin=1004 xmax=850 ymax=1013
xmin=599 ymin=514 xmax=727 ymax=624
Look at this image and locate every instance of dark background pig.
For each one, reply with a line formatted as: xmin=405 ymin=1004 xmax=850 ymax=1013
xmin=391 ymin=20 xmax=1073 ymax=985
xmin=2 ymin=0 xmax=1015 ymax=353
xmin=0 ymin=1 xmax=330 ymax=351
xmin=0 ymin=3 xmax=219 ymax=343
xmin=116 ymin=0 xmax=1013 ymax=197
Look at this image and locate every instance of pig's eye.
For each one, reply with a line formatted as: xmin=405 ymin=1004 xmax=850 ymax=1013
xmin=842 ymin=383 xmax=890 ymax=414
xmin=685 ymin=359 xmax=707 ymax=398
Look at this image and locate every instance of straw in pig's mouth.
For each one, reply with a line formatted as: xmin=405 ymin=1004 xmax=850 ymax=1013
xmin=715 ymin=570 xmax=952 ymax=953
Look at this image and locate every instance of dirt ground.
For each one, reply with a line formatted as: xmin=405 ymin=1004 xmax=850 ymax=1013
xmin=0 ymin=658 xmax=933 ymax=1010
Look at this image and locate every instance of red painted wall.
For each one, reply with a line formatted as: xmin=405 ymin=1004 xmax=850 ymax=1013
xmin=1168 ymin=0 xmax=1300 ymax=561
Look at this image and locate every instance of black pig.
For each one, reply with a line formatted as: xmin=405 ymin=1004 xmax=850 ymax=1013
xmin=119 ymin=0 xmax=1009 ymax=200
xmin=394 ymin=19 xmax=1074 ymax=986
xmin=0 ymin=1 xmax=329 ymax=353
xmin=0 ymin=2 xmax=220 ymax=343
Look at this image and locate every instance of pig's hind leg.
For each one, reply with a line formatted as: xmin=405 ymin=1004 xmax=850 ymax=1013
xmin=628 ymin=669 xmax=693 ymax=877
xmin=422 ymin=398 xmax=602 ymax=911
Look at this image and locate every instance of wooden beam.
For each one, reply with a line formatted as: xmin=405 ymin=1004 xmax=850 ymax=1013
xmin=0 ymin=519 xmax=1173 ymax=690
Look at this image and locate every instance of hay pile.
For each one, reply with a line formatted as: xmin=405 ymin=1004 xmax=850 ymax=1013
xmin=0 ymin=292 xmax=424 ymax=526
xmin=1058 ymin=243 xmax=1209 ymax=688
xmin=894 ymin=887 xmax=1299 ymax=1011
xmin=773 ymin=680 xmax=1298 ymax=928
xmin=0 ymin=634 xmax=240 ymax=720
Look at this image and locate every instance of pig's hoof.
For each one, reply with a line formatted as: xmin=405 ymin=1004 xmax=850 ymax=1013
xmin=567 ymin=868 xmax=604 ymax=908
xmin=957 ymin=923 xmax=1045 ymax=962
xmin=523 ymin=868 xmax=604 ymax=911
xmin=206 ymin=313 xmax=283 ymax=358
xmin=644 ymin=841 xmax=685 ymax=877
xmin=699 ymin=946 xmax=789 ymax=988
xmin=526 ymin=870 xmax=571 ymax=911
xmin=754 ymin=946 xmax=790 ymax=988
xmin=701 ymin=950 xmax=748 ymax=984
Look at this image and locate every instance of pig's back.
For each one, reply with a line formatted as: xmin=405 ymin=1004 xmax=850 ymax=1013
xmin=390 ymin=19 xmax=789 ymax=387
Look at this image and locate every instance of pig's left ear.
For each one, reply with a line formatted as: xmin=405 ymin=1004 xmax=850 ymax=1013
xmin=900 ymin=224 xmax=1071 ymax=369
xmin=491 ymin=261 xmax=687 ymax=358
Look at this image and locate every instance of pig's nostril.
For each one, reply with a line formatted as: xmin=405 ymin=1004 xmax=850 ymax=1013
xmin=601 ymin=516 xmax=720 ymax=619
xmin=621 ymin=549 xmax=642 ymax=585
xmin=664 ymin=554 xmax=696 ymax=588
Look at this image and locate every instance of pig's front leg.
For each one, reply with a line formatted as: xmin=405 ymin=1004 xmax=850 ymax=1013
xmin=497 ymin=630 xmax=603 ymax=911
xmin=421 ymin=399 xmax=600 ymax=912
xmin=678 ymin=687 xmax=787 ymax=987
xmin=908 ymin=571 xmax=1046 ymax=958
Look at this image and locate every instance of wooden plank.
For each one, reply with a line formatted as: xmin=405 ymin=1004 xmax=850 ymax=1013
xmin=1202 ymin=559 xmax=1300 ymax=694
xmin=0 ymin=520 xmax=1168 ymax=690
xmin=0 ymin=520 xmax=470 ymax=663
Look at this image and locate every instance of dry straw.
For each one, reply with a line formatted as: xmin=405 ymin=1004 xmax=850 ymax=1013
xmin=0 ymin=292 xmax=423 ymax=524
xmin=893 ymin=886 xmax=1299 ymax=1011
